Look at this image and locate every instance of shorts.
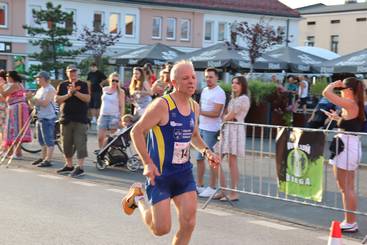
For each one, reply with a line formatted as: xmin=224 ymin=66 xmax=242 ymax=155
xmin=196 ymin=129 xmax=218 ymax=160
xmin=37 ymin=118 xmax=56 ymax=147
xmin=146 ymin=168 xmax=196 ymax=205
xmin=299 ymin=97 xmax=308 ymax=107
xmin=97 ymin=115 xmax=120 ymax=130
xmin=329 ymin=134 xmax=361 ymax=171
xmin=89 ymin=92 xmax=102 ymax=109
xmin=60 ymin=121 xmax=88 ymax=159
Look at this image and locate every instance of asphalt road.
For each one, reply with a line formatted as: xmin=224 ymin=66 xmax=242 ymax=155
xmin=0 ymin=166 xmax=361 ymax=245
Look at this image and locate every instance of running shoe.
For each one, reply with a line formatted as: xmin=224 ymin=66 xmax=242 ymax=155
xmin=196 ymin=185 xmax=206 ymax=194
xmin=198 ymin=186 xmax=216 ymax=198
xmin=37 ymin=160 xmax=52 ymax=168
xmin=57 ymin=165 xmax=74 ymax=175
xmin=121 ymin=183 xmax=144 ymax=215
xmin=340 ymin=221 xmax=358 ymax=233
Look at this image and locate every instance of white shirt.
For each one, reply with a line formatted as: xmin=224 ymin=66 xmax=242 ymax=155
xmin=298 ymin=80 xmax=309 ymax=99
xmin=199 ymin=85 xmax=226 ymax=132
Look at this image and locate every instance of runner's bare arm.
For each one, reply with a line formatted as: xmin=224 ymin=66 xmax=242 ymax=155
xmin=130 ymin=98 xmax=167 ymax=166
xmin=190 ymin=101 xmax=220 ymax=167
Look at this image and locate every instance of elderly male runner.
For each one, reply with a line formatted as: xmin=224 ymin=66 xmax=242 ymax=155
xmin=121 ymin=60 xmax=220 ymax=245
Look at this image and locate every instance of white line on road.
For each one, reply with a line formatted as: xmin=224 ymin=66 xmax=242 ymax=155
xmin=71 ymin=181 xmax=97 ymax=187
xmin=198 ymin=208 xmax=233 ymax=217
xmin=8 ymin=168 xmax=31 ymax=173
xmin=318 ymin=236 xmax=361 ymax=244
xmin=38 ymin=174 xmax=63 ymax=180
xmin=248 ymin=220 xmax=298 ymax=231
xmin=106 ymin=188 xmax=128 ymax=195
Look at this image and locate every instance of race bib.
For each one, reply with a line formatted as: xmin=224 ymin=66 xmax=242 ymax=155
xmin=172 ymin=142 xmax=190 ymax=164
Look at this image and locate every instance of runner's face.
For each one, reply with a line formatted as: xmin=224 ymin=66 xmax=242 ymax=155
xmin=205 ymin=71 xmax=218 ymax=88
xmin=174 ymin=65 xmax=197 ymax=96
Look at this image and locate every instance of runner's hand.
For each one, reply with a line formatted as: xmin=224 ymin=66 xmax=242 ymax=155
xmin=143 ymin=163 xmax=161 ymax=186
xmin=206 ymin=150 xmax=220 ymax=168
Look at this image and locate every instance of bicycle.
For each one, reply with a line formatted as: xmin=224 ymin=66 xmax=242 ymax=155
xmin=21 ymin=119 xmax=64 ymax=154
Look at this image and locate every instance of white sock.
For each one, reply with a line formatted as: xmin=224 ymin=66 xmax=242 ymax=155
xmin=134 ymin=195 xmax=144 ymax=204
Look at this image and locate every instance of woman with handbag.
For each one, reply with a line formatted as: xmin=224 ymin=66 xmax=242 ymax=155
xmin=29 ymin=71 xmax=57 ymax=167
xmin=322 ymin=77 xmax=365 ymax=233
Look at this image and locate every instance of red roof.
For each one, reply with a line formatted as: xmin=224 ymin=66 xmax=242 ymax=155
xmin=128 ymin=0 xmax=300 ymax=18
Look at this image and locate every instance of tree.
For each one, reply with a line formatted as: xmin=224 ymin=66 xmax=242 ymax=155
xmin=78 ymin=25 xmax=122 ymax=68
xmin=23 ymin=2 xmax=81 ymax=79
xmin=232 ymin=19 xmax=284 ymax=73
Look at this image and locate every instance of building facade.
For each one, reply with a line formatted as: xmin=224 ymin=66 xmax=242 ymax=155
xmin=298 ymin=1 xmax=367 ymax=55
xmin=0 ymin=0 xmax=299 ymax=70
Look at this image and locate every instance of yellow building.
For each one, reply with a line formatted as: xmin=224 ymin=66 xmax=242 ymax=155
xmin=297 ymin=1 xmax=367 ymax=55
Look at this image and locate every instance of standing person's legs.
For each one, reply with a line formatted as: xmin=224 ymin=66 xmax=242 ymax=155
xmin=172 ymin=191 xmax=197 ymax=245
xmin=60 ymin=122 xmax=74 ymax=167
xmin=73 ymin=122 xmax=88 ymax=168
xmin=40 ymin=118 xmax=55 ymax=162
xmin=228 ymin=154 xmax=239 ymax=199
xmin=334 ymin=166 xmax=357 ymax=223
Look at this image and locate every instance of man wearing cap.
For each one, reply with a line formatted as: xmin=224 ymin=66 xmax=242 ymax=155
xmin=30 ymin=71 xmax=57 ymax=167
xmin=55 ymin=65 xmax=90 ymax=177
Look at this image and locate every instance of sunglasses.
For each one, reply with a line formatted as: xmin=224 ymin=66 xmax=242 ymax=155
xmin=112 ymin=79 xmax=119 ymax=83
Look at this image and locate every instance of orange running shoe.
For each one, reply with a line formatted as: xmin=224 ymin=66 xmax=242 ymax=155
xmin=121 ymin=183 xmax=144 ymax=215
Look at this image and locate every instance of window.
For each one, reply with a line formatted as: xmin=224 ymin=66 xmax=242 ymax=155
xmin=307 ymin=21 xmax=316 ymax=25
xmin=125 ymin=15 xmax=135 ymax=36
xmin=306 ymin=36 xmax=315 ymax=47
xmin=205 ymin=21 xmax=214 ymax=41
xmin=65 ymin=9 xmax=76 ymax=32
xmin=166 ymin=18 xmax=176 ymax=40
xmin=0 ymin=3 xmax=8 ymax=28
xmin=356 ymin=17 xmax=367 ymax=22
xmin=218 ymin=22 xmax=226 ymax=41
xmin=152 ymin=17 xmax=162 ymax=39
xmin=331 ymin=20 xmax=340 ymax=24
xmin=330 ymin=35 xmax=339 ymax=53
xmin=93 ymin=12 xmax=104 ymax=32
xmin=180 ymin=19 xmax=190 ymax=41
xmin=109 ymin=13 xmax=119 ymax=33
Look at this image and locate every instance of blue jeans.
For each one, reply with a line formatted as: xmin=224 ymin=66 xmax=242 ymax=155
xmin=196 ymin=129 xmax=218 ymax=160
xmin=37 ymin=118 xmax=56 ymax=147
xmin=97 ymin=115 xmax=120 ymax=130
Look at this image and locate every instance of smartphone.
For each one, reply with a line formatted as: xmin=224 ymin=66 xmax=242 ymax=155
xmin=320 ymin=108 xmax=329 ymax=114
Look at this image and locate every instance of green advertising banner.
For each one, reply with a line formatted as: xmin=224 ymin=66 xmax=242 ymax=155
xmin=276 ymin=128 xmax=326 ymax=202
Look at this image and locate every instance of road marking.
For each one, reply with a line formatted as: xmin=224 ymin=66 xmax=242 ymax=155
xmin=318 ymin=236 xmax=361 ymax=244
xmin=198 ymin=208 xmax=233 ymax=217
xmin=106 ymin=188 xmax=128 ymax=195
xmin=248 ymin=220 xmax=298 ymax=231
xmin=38 ymin=174 xmax=63 ymax=180
xmin=8 ymin=168 xmax=31 ymax=173
xmin=71 ymin=181 xmax=97 ymax=187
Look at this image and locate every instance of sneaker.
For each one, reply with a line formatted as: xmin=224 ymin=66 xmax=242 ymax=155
xmin=198 ymin=186 xmax=217 ymax=198
xmin=196 ymin=185 xmax=206 ymax=194
xmin=121 ymin=183 xmax=144 ymax=215
xmin=11 ymin=155 xmax=22 ymax=160
xmin=70 ymin=166 xmax=85 ymax=178
xmin=37 ymin=160 xmax=52 ymax=168
xmin=57 ymin=165 xmax=74 ymax=175
xmin=340 ymin=221 xmax=358 ymax=232
xmin=32 ymin=158 xmax=43 ymax=165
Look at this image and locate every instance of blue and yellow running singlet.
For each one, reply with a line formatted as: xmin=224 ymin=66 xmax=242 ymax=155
xmin=147 ymin=94 xmax=195 ymax=176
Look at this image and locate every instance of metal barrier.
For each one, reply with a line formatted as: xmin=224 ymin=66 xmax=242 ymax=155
xmin=203 ymin=121 xmax=367 ymax=219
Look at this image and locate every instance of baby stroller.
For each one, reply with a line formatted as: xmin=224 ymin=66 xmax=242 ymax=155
xmin=95 ymin=125 xmax=141 ymax=171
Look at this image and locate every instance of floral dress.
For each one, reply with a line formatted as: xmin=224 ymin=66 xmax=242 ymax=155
xmin=220 ymin=95 xmax=250 ymax=157
xmin=3 ymin=84 xmax=32 ymax=147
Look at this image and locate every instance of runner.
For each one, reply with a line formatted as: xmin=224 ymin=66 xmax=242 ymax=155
xmin=121 ymin=60 xmax=219 ymax=245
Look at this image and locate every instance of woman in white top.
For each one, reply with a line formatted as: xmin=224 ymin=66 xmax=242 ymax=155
xmin=129 ymin=67 xmax=152 ymax=117
xmin=97 ymin=72 xmax=125 ymax=149
xmin=215 ymin=76 xmax=250 ymax=201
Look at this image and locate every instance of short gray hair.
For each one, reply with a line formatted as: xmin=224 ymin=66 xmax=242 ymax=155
xmin=170 ymin=60 xmax=194 ymax=82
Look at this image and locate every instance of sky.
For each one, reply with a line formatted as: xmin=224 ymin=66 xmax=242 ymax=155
xmin=279 ymin=0 xmax=364 ymax=9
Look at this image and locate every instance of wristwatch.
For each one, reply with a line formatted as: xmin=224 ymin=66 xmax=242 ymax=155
xmin=201 ymin=147 xmax=209 ymax=157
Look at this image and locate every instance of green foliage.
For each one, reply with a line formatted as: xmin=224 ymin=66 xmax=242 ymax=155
xmin=218 ymin=81 xmax=232 ymax=94
xmin=23 ymin=2 xmax=81 ymax=78
xmin=248 ymin=80 xmax=277 ymax=105
xmin=282 ymin=111 xmax=293 ymax=126
xmin=310 ymin=77 xmax=328 ymax=97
